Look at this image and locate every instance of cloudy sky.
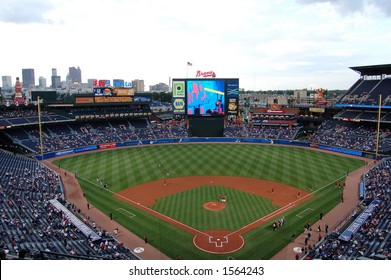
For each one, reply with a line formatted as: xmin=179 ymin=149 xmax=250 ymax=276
xmin=1 ymin=0 xmax=390 ymax=90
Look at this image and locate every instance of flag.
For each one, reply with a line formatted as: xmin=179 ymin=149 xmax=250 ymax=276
xmin=187 ymin=62 xmax=193 ymax=66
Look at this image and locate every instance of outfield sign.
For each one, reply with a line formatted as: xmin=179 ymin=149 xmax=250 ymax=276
xmin=55 ymin=149 xmax=74 ymax=157
xmin=74 ymin=145 xmax=98 ymax=153
xmin=99 ymin=143 xmax=117 ymax=149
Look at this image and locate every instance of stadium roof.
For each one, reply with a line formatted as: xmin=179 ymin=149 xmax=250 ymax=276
xmin=350 ymin=64 xmax=391 ymax=76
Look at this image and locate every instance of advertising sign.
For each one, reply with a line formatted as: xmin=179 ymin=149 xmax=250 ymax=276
xmin=173 ymin=98 xmax=185 ymax=114
xmin=93 ymin=80 xmax=111 ymax=87
xmin=112 ymin=87 xmax=134 ymax=96
xmin=93 ymin=87 xmax=112 ymax=96
xmin=227 ymin=97 xmax=239 ymax=115
xmin=134 ymin=95 xmax=152 ymax=102
xmin=94 ymin=96 xmax=133 ymax=103
xmin=173 ymin=81 xmax=185 ymax=98
xmin=113 ymin=80 xmax=132 ymax=87
xmin=76 ymin=97 xmax=94 ymax=104
xmin=226 ymin=79 xmax=239 ymax=115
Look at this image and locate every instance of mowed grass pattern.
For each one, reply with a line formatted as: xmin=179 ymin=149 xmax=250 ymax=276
xmin=151 ymin=185 xmax=278 ymax=231
xmin=54 ymin=144 xmax=360 ymax=190
xmin=53 ymin=144 xmax=365 ymax=259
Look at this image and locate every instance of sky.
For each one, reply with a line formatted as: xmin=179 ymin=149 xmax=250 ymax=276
xmin=1 ymin=0 xmax=391 ymax=91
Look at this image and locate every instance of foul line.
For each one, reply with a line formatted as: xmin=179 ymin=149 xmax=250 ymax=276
xmin=226 ymin=174 xmax=349 ymax=238
xmin=78 ymin=176 xmax=211 ymax=238
xmin=79 ymin=172 xmax=349 ymax=241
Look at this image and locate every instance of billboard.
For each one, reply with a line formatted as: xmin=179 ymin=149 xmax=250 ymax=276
xmin=187 ymin=80 xmax=225 ymax=116
xmin=173 ymin=81 xmax=185 ymax=98
xmin=173 ymin=98 xmax=185 ymax=114
xmin=93 ymin=87 xmax=112 ymax=96
xmin=134 ymin=95 xmax=152 ymax=102
xmin=112 ymin=87 xmax=134 ymax=96
xmin=76 ymin=97 xmax=94 ymax=104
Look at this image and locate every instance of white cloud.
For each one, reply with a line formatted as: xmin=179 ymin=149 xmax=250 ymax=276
xmin=0 ymin=0 xmax=390 ymax=90
xmin=296 ymin=0 xmax=391 ymax=17
xmin=0 ymin=0 xmax=56 ymax=23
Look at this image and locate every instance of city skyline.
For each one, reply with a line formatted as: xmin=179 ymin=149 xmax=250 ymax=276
xmin=0 ymin=0 xmax=391 ymax=91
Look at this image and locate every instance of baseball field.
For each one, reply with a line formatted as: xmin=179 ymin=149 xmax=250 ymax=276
xmin=52 ymin=143 xmax=365 ymax=259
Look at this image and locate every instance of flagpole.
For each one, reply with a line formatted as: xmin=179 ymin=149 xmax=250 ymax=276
xmin=186 ymin=62 xmax=192 ymax=78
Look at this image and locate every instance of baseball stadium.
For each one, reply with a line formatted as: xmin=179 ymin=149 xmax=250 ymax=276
xmin=0 ymin=64 xmax=390 ymax=260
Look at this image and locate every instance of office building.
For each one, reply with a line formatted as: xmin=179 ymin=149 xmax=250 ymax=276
xmin=132 ymin=79 xmax=145 ymax=93
xmin=1 ymin=76 xmax=12 ymax=88
xmin=51 ymin=68 xmax=61 ymax=89
xmin=68 ymin=66 xmax=82 ymax=84
xmin=38 ymin=76 xmax=47 ymax=88
xmin=22 ymin=68 xmax=35 ymax=88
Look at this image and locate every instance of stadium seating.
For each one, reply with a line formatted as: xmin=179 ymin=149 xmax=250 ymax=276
xmin=0 ymin=149 xmax=139 ymax=260
xmin=308 ymin=119 xmax=391 ymax=152
xmin=304 ymin=158 xmax=391 ymax=260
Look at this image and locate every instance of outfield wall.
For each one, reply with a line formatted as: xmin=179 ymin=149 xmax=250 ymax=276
xmin=34 ymin=137 xmax=380 ymax=161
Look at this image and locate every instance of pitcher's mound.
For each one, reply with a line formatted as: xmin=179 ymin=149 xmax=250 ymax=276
xmin=203 ymin=201 xmax=226 ymax=211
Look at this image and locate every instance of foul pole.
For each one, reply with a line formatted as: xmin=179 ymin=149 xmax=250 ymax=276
xmin=37 ymin=96 xmax=44 ymax=157
xmin=375 ymin=94 xmax=382 ymax=158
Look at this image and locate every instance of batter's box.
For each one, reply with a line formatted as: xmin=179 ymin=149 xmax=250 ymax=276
xmin=296 ymin=208 xmax=314 ymax=218
xmin=116 ymin=208 xmax=136 ymax=218
xmin=209 ymin=236 xmax=228 ymax=247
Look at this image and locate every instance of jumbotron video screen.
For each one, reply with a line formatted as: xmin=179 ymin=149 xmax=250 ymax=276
xmin=172 ymin=78 xmax=239 ymax=116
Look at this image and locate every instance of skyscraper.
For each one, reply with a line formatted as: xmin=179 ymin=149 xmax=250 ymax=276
xmin=1 ymin=76 xmax=12 ymax=88
xmin=51 ymin=68 xmax=61 ymax=89
xmin=22 ymin=68 xmax=35 ymax=88
xmin=68 ymin=66 xmax=82 ymax=84
xmin=38 ymin=76 xmax=47 ymax=88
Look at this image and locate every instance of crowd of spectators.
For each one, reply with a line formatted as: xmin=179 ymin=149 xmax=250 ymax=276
xmin=4 ymin=117 xmax=303 ymax=154
xmin=5 ymin=118 xmax=189 ymax=153
xmin=302 ymin=158 xmax=391 ymax=260
xmin=223 ymin=122 xmax=300 ymax=140
xmin=0 ymin=109 xmax=43 ymax=119
xmin=0 ymin=149 xmax=139 ymax=260
xmin=309 ymin=119 xmax=391 ymax=152
xmin=4 ymin=110 xmax=391 ymax=155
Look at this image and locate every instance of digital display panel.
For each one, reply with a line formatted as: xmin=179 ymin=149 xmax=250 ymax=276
xmin=226 ymin=79 xmax=239 ymax=115
xmin=186 ymin=80 xmax=225 ymax=116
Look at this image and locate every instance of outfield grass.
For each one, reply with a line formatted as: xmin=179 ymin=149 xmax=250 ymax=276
xmin=53 ymin=144 xmax=365 ymax=259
